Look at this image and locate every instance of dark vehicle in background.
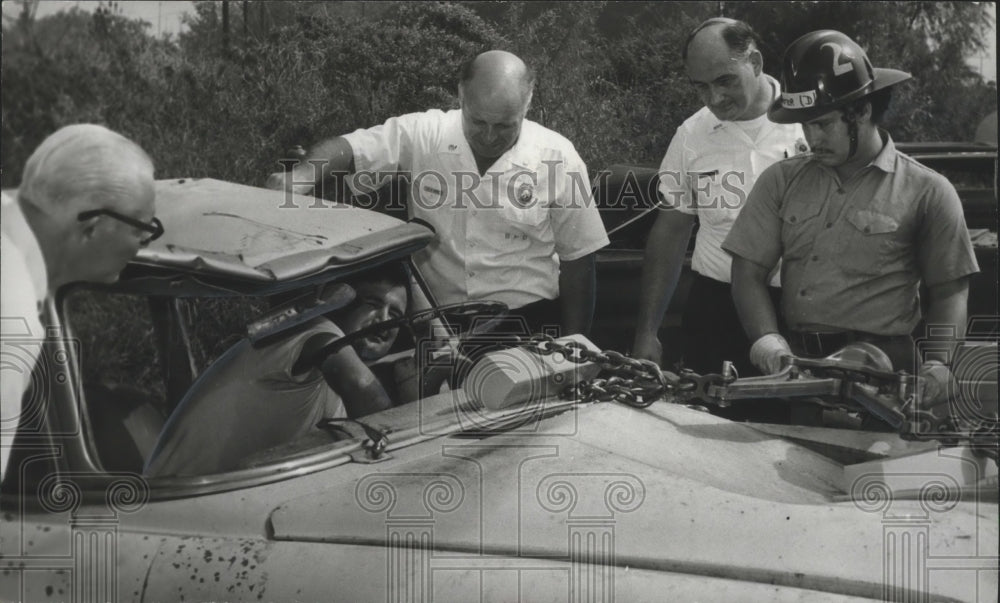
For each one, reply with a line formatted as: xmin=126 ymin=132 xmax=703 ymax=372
xmin=590 ymin=142 xmax=999 ymax=356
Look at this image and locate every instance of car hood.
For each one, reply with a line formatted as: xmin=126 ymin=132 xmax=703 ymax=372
xmin=268 ymin=401 xmax=995 ymax=601
xmin=132 ymin=178 xmax=432 ymax=285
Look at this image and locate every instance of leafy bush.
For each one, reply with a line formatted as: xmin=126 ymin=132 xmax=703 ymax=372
xmin=3 ymin=1 xmax=994 ymax=188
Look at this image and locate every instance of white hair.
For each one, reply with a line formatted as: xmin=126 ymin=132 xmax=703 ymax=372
xmin=18 ymin=124 xmax=154 ymax=215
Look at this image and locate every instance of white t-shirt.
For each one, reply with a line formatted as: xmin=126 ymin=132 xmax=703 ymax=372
xmin=657 ymin=77 xmax=807 ymax=285
xmin=343 ymin=109 xmax=610 ymax=308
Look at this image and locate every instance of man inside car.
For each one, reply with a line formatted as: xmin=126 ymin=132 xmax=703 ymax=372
xmin=144 ymin=265 xmax=411 ymax=477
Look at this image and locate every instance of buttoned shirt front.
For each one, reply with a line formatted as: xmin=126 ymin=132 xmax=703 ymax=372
xmin=1 ymin=192 xmax=49 ymax=480
xmin=658 ymin=76 xmax=806 ymax=285
xmin=722 ymin=134 xmax=979 ymax=335
xmin=344 ymin=109 xmax=609 ymax=309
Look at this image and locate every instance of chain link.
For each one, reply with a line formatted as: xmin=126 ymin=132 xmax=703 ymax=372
xmin=517 ymin=334 xmax=710 ymax=408
xmin=515 ymin=335 xmax=997 ymax=456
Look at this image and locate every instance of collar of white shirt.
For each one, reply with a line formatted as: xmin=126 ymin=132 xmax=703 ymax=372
xmin=439 ymin=109 xmax=539 ymax=174
xmin=704 ymin=74 xmax=783 ymax=135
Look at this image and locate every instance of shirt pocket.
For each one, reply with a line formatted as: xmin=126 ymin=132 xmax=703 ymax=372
xmin=687 ymin=161 xmax=744 ymax=212
xmin=414 ymin=178 xmax=448 ymax=209
xmin=499 ymin=198 xmax=548 ymax=227
xmin=498 ymin=173 xmax=549 ymax=228
xmin=780 ymin=199 xmax=823 ymax=261
xmin=837 ymin=208 xmax=902 ymax=275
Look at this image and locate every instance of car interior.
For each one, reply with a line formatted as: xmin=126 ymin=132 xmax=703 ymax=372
xmin=62 ymin=259 xmax=514 ymax=477
xmin=61 ymin=262 xmax=413 ymax=474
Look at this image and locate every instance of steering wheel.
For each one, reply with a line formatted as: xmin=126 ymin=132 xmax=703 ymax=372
xmin=297 ymin=300 xmax=510 ymax=370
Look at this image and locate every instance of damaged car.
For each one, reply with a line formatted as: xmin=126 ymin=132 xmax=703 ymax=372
xmin=1 ymin=177 xmax=997 ymax=602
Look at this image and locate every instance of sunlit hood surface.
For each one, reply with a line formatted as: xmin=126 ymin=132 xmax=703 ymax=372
xmin=266 ymin=402 xmax=995 ymax=602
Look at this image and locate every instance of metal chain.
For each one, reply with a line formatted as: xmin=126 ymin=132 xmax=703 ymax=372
xmin=517 ymin=334 xmax=707 ymax=408
xmin=510 ymin=336 xmax=998 ymax=466
xmin=515 ymin=336 xmax=997 ymax=457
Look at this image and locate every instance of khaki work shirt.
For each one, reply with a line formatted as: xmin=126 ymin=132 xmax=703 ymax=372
xmin=722 ymin=134 xmax=979 ymax=335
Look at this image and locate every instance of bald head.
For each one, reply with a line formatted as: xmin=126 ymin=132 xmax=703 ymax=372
xmin=683 ymin=17 xmax=759 ymax=62
xmin=459 ymin=50 xmax=535 ymax=108
xmin=458 ymin=51 xmax=536 ymax=161
xmin=682 ymin=18 xmax=769 ymax=122
xmin=19 ymin=124 xmax=155 ymax=218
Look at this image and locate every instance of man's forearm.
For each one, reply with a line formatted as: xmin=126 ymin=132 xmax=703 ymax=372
xmin=290 ymin=136 xmax=357 ymax=189
xmin=917 ymin=278 xmax=971 ymax=411
xmin=633 ymin=213 xmax=694 ymax=342
xmin=731 ymin=256 xmax=781 ymax=341
xmin=925 ymin=277 xmax=970 ymax=342
xmin=341 ymin=377 xmax=394 ymax=417
xmin=559 ymin=253 xmax=597 ymax=336
xmin=320 ymin=351 xmax=393 ymax=417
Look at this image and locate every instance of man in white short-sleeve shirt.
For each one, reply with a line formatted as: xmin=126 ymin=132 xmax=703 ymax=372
xmin=1 ymin=124 xmax=158 ymax=483
xmin=632 ymin=18 xmax=804 ymax=377
xmin=268 ymin=50 xmax=609 ymax=336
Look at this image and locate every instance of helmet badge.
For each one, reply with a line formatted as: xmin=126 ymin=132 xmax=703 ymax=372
xmin=821 ymin=42 xmax=855 ymax=76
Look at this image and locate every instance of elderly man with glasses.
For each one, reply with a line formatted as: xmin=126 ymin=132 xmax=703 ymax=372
xmin=1 ymin=123 xmax=159 ymax=481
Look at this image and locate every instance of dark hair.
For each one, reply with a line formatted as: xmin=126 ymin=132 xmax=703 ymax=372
xmin=842 ymin=87 xmax=894 ymax=126
xmin=458 ymin=57 xmax=476 ymax=85
xmin=338 ymin=262 xmax=412 ymax=318
xmin=346 ymin=262 xmax=409 ymax=291
xmin=682 ymin=17 xmax=760 ymax=62
xmin=269 ymin=263 xmax=410 ymax=311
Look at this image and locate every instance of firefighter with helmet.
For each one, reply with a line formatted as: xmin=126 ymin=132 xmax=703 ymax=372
xmin=721 ymin=30 xmax=979 ymax=423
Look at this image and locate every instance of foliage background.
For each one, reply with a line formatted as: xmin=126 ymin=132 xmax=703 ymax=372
xmin=2 ymin=0 xmax=997 ymax=189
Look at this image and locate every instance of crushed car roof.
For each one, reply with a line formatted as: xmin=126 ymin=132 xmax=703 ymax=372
xmin=133 ymin=178 xmax=432 ymax=284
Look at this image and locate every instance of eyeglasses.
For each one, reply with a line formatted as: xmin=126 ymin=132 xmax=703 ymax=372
xmin=77 ymin=209 xmax=165 ymax=247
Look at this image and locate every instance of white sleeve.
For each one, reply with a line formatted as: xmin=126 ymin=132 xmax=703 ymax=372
xmin=1 ymin=236 xmax=44 ymax=481
xmin=549 ymin=149 xmax=610 ymax=261
xmin=656 ymin=128 xmax=696 ymax=214
xmin=342 ymin=112 xmax=425 ymax=195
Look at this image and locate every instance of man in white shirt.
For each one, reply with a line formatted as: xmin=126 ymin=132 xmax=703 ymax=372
xmin=268 ymin=50 xmax=609 ymax=336
xmin=1 ymin=124 xmax=158 ymax=482
xmin=632 ymin=18 xmax=805 ymax=377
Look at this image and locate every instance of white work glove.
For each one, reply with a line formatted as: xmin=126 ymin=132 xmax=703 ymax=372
xmin=916 ymin=360 xmax=956 ymax=411
xmin=749 ymin=333 xmax=792 ymax=374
